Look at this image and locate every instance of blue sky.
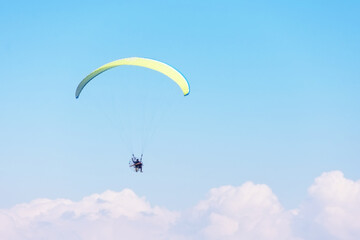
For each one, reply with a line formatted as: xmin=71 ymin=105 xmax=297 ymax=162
xmin=1 ymin=0 xmax=360 ymax=218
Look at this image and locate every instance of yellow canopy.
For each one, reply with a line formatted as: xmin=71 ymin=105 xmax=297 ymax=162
xmin=75 ymin=57 xmax=190 ymax=98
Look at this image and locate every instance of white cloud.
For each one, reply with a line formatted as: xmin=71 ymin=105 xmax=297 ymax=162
xmin=0 ymin=189 xmax=178 ymax=240
xmin=1 ymin=171 xmax=360 ymax=240
xmin=296 ymin=171 xmax=360 ymax=240
xmin=193 ymin=183 xmax=299 ymax=240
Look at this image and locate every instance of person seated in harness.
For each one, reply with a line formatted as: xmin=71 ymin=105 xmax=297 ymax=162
xmin=130 ymin=154 xmax=143 ymax=173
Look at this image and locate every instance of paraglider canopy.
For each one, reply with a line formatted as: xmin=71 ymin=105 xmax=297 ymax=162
xmin=75 ymin=57 xmax=190 ymax=98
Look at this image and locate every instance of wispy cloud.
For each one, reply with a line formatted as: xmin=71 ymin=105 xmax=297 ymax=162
xmin=1 ymin=171 xmax=360 ymax=240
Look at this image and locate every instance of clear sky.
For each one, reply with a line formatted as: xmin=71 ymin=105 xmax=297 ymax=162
xmin=1 ymin=1 xmax=360 ymax=238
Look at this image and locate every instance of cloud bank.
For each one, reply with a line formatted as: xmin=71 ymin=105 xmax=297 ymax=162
xmin=1 ymin=171 xmax=360 ymax=240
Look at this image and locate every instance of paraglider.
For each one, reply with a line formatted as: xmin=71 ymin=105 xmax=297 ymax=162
xmin=75 ymin=57 xmax=190 ymax=172
xmin=129 ymin=154 xmax=143 ymax=172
